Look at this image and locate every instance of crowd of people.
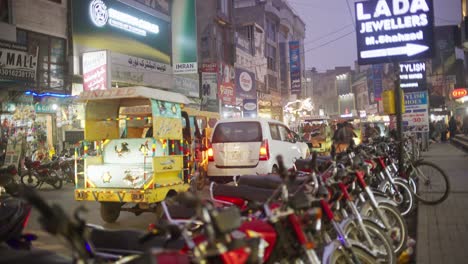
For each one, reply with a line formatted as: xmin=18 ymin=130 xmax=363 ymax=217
xmin=429 ymin=115 xmax=468 ymax=143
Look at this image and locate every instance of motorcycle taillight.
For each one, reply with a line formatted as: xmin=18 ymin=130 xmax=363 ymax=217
xmin=22 ymin=208 xmax=32 ymax=229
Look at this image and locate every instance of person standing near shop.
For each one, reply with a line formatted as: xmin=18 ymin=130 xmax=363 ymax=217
xmin=449 ymin=115 xmax=457 ymax=140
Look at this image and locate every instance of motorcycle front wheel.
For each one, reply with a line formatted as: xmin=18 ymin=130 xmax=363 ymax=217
xmin=327 ymin=245 xmax=377 ymax=264
xmin=20 ymin=171 xmax=40 ymax=189
xmin=49 ymin=171 xmax=63 ymax=190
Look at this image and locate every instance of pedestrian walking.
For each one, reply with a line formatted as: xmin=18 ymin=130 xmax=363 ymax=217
xmin=463 ymin=115 xmax=468 ymax=135
xmin=449 ymin=115 xmax=457 ymax=140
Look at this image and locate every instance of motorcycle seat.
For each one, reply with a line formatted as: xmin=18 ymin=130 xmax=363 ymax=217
xmin=89 ymin=228 xmax=184 ymax=253
xmin=165 ymin=204 xmax=196 ymax=219
xmin=212 ymin=184 xmax=274 ymax=203
xmin=237 ymin=175 xmax=283 ymax=189
xmin=237 ymin=175 xmax=309 ymax=190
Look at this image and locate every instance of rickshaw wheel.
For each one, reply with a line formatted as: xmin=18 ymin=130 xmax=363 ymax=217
xmin=100 ymin=202 xmax=122 ymax=223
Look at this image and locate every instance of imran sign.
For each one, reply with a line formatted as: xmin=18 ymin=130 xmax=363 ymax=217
xmin=355 ymin=0 xmax=434 ymax=65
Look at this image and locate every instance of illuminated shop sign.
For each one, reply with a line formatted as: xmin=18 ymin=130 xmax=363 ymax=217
xmin=399 ymin=61 xmax=426 ymax=91
xmin=89 ymin=0 xmax=159 ymax=36
xmin=355 ymin=0 xmax=434 ymax=65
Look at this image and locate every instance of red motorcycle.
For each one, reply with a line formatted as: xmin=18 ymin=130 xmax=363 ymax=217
xmin=20 ymin=157 xmax=63 ymax=190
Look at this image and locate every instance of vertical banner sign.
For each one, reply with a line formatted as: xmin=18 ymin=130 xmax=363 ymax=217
xmin=243 ymin=98 xmax=258 ymax=117
xmin=403 ymin=91 xmax=429 ymax=132
xmin=372 ymin=64 xmax=383 ymax=101
xmin=235 ymin=68 xmax=256 ymax=99
xmin=82 ymin=50 xmax=110 ymax=91
xmin=172 ymin=0 xmax=198 ymax=74
xmin=0 ymin=40 xmax=38 ymax=82
xmin=219 ymin=63 xmax=236 ymax=105
xmin=201 ymin=63 xmax=218 ymax=100
xmin=399 ymin=61 xmax=426 ymax=91
xmin=355 ymin=0 xmax=434 ymax=65
xmin=289 ymin=41 xmax=302 ymax=95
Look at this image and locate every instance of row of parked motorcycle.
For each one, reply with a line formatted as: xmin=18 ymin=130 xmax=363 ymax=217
xmin=0 ymin=151 xmax=84 ymax=191
xmin=0 ymin=135 xmax=437 ymax=264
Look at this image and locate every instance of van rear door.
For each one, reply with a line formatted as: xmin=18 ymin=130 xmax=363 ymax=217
xmin=211 ymin=122 xmax=262 ymax=168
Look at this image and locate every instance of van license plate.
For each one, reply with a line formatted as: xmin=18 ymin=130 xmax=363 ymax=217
xmin=230 ymin=152 xmax=241 ymax=160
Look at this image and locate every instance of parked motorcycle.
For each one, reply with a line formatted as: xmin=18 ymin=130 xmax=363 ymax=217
xmin=20 ymin=157 xmax=63 ymax=190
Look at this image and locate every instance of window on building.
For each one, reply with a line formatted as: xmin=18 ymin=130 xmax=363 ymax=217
xmin=17 ymin=29 xmax=66 ymax=91
xmin=0 ymin=0 xmax=10 ymax=23
xmin=266 ymin=44 xmax=276 ymax=71
xmin=218 ymin=0 xmax=230 ymax=17
xmin=133 ymin=0 xmax=170 ymax=15
xmin=268 ymin=74 xmax=277 ymax=90
xmin=266 ymin=19 xmax=276 ymax=41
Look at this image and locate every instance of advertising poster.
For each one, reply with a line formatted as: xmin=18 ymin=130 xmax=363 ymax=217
xmin=243 ymin=98 xmax=258 ymax=118
xmin=218 ymin=63 xmax=236 ymax=105
xmin=172 ymin=0 xmax=198 ymax=74
xmin=354 ymin=0 xmax=434 ymax=65
xmin=201 ymin=63 xmax=218 ymax=101
xmin=0 ymin=40 xmax=38 ymax=83
xmin=403 ymin=91 xmax=429 ymax=132
xmin=235 ymin=68 xmax=256 ymax=100
xmin=289 ymin=41 xmax=302 ymax=95
xmin=72 ymin=0 xmax=172 ymax=87
xmin=399 ymin=61 xmax=426 ymax=92
xmin=82 ymin=50 xmax=109 ymax=91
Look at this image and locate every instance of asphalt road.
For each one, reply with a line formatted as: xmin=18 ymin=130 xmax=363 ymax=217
xmin=24 ymin=184 xmax=160 ymax=255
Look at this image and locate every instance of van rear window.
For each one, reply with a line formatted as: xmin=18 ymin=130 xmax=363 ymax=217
xmin=212 ymin=122 xmax=262 ymax=143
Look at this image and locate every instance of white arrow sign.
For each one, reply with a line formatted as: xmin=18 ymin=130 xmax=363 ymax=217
xmin=361 ymin=43 xmax=429 ymax=59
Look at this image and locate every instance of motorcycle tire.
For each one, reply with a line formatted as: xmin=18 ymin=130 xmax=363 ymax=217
xmin=326 ymin=244 xmax=378 ymax=264
xmin=20 ymin=171 xmax=40 ymax=189
xmin=343 ymin=219 xmax=397 ymax=264
xmin=49 ymin=172 xmax=63 ymax=190
xmin=360 ymin=202 xmax=408 ymax=256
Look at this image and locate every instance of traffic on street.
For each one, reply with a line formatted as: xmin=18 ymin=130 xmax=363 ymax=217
xmin=1 ymin=0 xmax=467 ymax=263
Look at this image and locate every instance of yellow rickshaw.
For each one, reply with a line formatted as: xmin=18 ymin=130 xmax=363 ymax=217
xmin=74 ymin=87 xmax=194 ymax=223
xmin=300 ymin=116 xmax=332 ymax=155
xmin=182 ymin=108 xmax=219 ymax=191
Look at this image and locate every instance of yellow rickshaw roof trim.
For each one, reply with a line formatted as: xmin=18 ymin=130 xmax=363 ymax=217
xmin=77 ymin=86 xmax=193 ymax=105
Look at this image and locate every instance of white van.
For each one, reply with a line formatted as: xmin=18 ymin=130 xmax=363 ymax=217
xmin=207 ymin=118 xmax=309 ymax=180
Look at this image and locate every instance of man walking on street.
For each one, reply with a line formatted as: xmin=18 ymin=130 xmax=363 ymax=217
xmin=449 ymin=115 xmax=457 ymax=141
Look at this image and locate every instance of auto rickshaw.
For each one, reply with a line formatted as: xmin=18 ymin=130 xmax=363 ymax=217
xmin=182 ymin=108 xmax=219 ymax=191
xmin=300 ymin=117 xmax=332 ymax=155
xmin=74 ymin=87 xmax=194 ymax=223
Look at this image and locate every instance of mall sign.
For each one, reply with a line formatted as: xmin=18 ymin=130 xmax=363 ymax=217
xmin=355 ymin=0 xmax=434 ymax=65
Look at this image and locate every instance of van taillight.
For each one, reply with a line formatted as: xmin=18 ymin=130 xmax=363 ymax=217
xmin=207 ymin=144 xmax=214 ymax=162
xmin=259 ymin=139 xmax=269 ymax=161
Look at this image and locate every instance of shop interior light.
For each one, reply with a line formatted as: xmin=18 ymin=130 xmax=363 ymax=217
xmin=25 ymin=91 xmax=75 ymax=98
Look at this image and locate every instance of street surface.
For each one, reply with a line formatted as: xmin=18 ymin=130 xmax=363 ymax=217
xmin=25 ymin=142 xmax=468 ymax=263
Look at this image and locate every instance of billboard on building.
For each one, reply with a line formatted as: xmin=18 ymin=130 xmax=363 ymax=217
xmin=235 ymin=68 xmax=256 ymax=100
xmin=0 ymin=40 xmax=38 ymax=83
xmin=172 ymin=0 xmax=198 ymax=74
xmin=82 ymin=50 xmax=110 ymax=91
xmin=72 ymin=0 xmax=172 ymax=88
xmin=219 ymin=63 xmax=236 ymax=105
xmin=289 ymin=41 xmax=301 ymax=95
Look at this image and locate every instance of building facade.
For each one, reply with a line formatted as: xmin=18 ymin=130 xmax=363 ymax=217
xmin=234 ymin=0 xmax=305 ymax=120
xmin=0 ymin=0 xmax=71 ymax=156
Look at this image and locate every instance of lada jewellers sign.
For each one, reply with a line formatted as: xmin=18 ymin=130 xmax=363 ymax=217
xmin=355 ymin=0 xmax=434 ymax=65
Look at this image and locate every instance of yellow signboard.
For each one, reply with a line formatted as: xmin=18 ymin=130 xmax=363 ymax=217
xmin=383 ymin=90 xmax=405 ymax=115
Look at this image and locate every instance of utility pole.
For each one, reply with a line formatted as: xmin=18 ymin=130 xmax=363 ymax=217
xmin=394 ymin=62 xmax=404 ymax=174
